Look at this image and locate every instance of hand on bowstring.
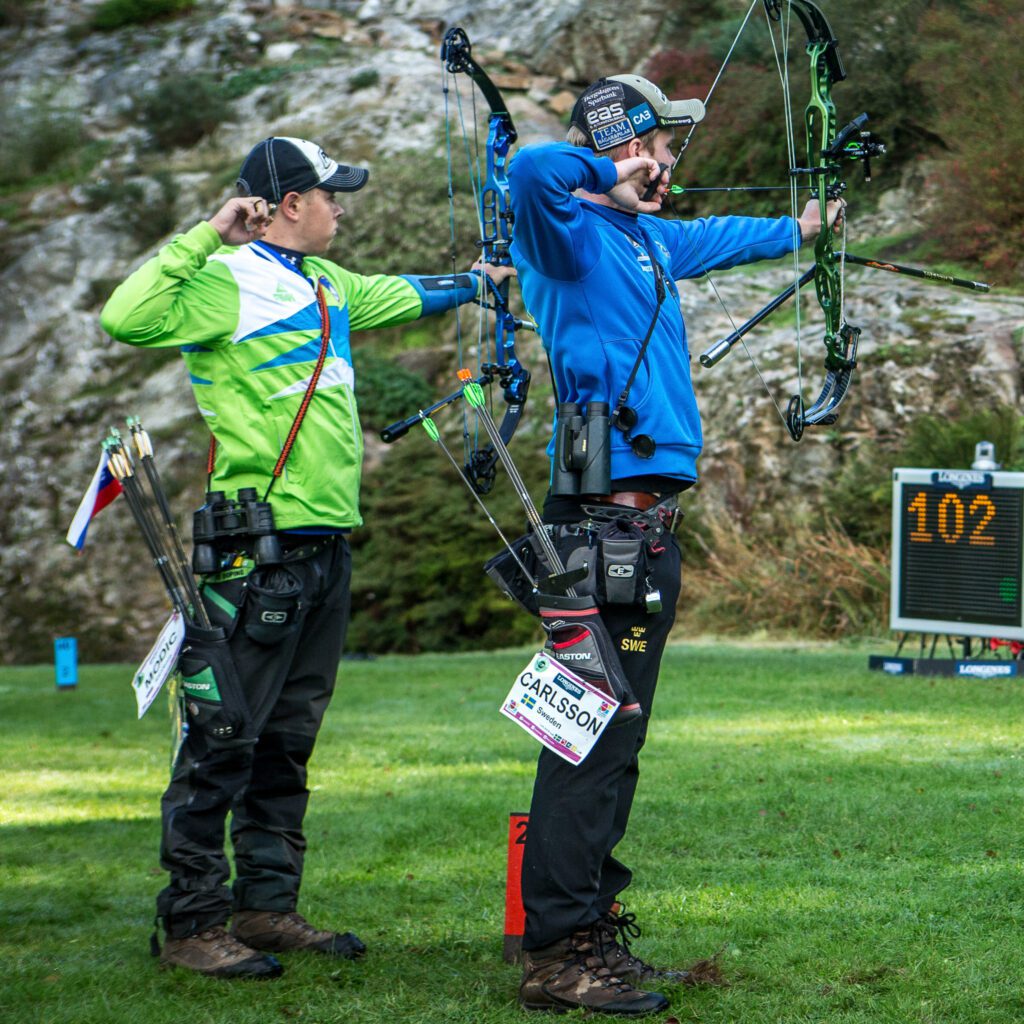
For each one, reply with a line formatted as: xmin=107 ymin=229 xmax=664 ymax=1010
xmin=607 ymin=156 xmax=665 ymax=213
xmin=209 ymin=196 xmax=275 ymax=245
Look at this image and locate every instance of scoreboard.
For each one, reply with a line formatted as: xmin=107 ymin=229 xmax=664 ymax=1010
xmin=890 ymin=468 xmax=1024 ymax=639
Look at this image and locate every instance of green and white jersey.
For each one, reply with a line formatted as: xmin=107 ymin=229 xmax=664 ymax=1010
xmin=102 ymin=222 xmax=477 ymax=530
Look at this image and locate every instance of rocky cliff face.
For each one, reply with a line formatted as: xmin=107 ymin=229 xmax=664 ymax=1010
xmin=1 ymin=0 xmax=1021 ymax=663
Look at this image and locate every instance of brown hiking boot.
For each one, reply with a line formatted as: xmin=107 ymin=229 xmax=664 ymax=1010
xmin=231 ymin=910 xmax=366 ymax=959
xmin=158 ymin=926 xmax=283 ymax=979
xmin=519 ymin=925 xmax=669 ymax=1015
xmin=600 ymin=905 xmax=726 ymax=987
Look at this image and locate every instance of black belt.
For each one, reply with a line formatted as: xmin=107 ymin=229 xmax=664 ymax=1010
xmin=580 ymin=494 xmax=682 ymax=536
xmin=280 ymin=534 xmax=343 ymax=562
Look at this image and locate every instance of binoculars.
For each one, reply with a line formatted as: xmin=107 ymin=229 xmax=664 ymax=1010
xmin=551 ymin=402 xmax=611 ymax=497
xmin=192 ymin=488 xmax=282 ymax=574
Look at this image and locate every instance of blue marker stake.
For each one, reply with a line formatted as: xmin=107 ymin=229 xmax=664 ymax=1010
xmin=54 ymin=637 xmax=78 ymax=690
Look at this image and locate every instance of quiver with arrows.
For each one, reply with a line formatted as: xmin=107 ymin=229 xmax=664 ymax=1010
xmin=536 ymin=591 xmax=643 ymax=726
xmin=177 ymin=624 xmax=252 ymax=751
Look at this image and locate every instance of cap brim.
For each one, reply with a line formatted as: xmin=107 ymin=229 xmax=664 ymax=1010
xmin=320 ymin=165 xmax=369 ymax=193
xmin=659 ymin=99 xmax=706 ymax=127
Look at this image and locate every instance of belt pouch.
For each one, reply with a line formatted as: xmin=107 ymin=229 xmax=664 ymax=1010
xmin=178 ymin=623 xmax=250 ymax=748
xmin=592 ymin=517 xmax=648 ymax=605
xmin=600 ymin=535 xmax=644 ymax=604
xmin=243 ymin=565 xmax=304 ymax=645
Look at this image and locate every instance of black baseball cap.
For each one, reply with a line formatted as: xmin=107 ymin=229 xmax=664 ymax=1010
xmin=236 ymin=136 xmax=369 ymax=203
xmin=570 ymin=75 xmax=705 ymax=152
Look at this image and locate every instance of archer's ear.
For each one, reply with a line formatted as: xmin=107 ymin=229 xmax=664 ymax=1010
xmin=277 ymin=191 xmax=304 ymax=222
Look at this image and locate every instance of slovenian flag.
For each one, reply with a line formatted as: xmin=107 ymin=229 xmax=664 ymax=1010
xmin=66 ymin=450 xmax=123 ymax=550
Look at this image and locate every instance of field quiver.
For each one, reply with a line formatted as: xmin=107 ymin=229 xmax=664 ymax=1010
xmin=536 ymin=591 xmax=643 ymax=726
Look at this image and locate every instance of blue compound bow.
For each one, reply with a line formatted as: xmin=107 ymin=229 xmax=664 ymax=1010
xmin=379 ymin=26 xmax=535 ymax=493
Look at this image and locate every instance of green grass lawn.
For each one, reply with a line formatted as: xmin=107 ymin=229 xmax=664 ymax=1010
xmin=2 ymin=642 xmax=1023 ymax=1023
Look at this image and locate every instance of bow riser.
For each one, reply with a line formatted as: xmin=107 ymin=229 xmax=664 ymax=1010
xmin=481 ymin=112 xmax=530 ymax=417
xmin=804 ymin=36 xmax=843 ymax=373
xmin=481 ymin=116 xmax=514 ymax=260
xmin=785 ymin=4 xmax=855 ymax=440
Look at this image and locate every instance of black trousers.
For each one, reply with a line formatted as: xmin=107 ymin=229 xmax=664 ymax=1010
xmin=157 ymin=537 xmax=351 ymax=939
xmin=521 ymin=530 xmax=681 ymax=951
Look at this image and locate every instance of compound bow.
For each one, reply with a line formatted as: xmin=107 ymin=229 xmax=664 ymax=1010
xmin=379 ymin=26 xmax=535 ymax=492
xmin=679 ymin=0 xmax=988 ymax=440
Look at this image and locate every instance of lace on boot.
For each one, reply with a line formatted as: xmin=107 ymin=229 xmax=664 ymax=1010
xmin=571 ymin=923 xmax=635 ymax=992
xmin=604 ymin=904 xmax=728 ymax=987
xmin=604 ymin=906 xmax=661 ymax=979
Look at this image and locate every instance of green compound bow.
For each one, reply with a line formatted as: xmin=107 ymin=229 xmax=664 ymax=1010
xmin=681 ymin=0 xmax=989 ymax=440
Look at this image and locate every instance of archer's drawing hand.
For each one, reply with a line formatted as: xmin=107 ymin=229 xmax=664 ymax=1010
xmin=607 ymin=156 xmax=665 ymax=213
xmin=209 ymin=197 xmax=275 ymax=245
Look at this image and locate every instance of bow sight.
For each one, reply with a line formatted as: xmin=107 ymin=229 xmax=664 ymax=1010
xmin=820 ymin=113 xmax=886 ymax=185
xmin=790 ymin=113 xmax=886 ymax=197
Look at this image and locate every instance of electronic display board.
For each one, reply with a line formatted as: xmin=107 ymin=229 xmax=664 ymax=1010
xmin=890 ymin=468 xmax=1024 ymax=639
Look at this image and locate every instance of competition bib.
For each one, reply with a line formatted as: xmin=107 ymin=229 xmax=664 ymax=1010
xmin=132 ymin=611 xmax=185 ymax=719
xmin=500 ymin=652 xmax=619 ymax=765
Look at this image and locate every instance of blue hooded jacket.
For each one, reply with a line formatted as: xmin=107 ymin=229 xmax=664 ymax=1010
xmin=508 ymin=142 xmax=799 ymax=486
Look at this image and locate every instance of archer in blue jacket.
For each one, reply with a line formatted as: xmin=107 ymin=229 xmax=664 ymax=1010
xmin=509 ymin=74 xmax=842 ymax=1016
